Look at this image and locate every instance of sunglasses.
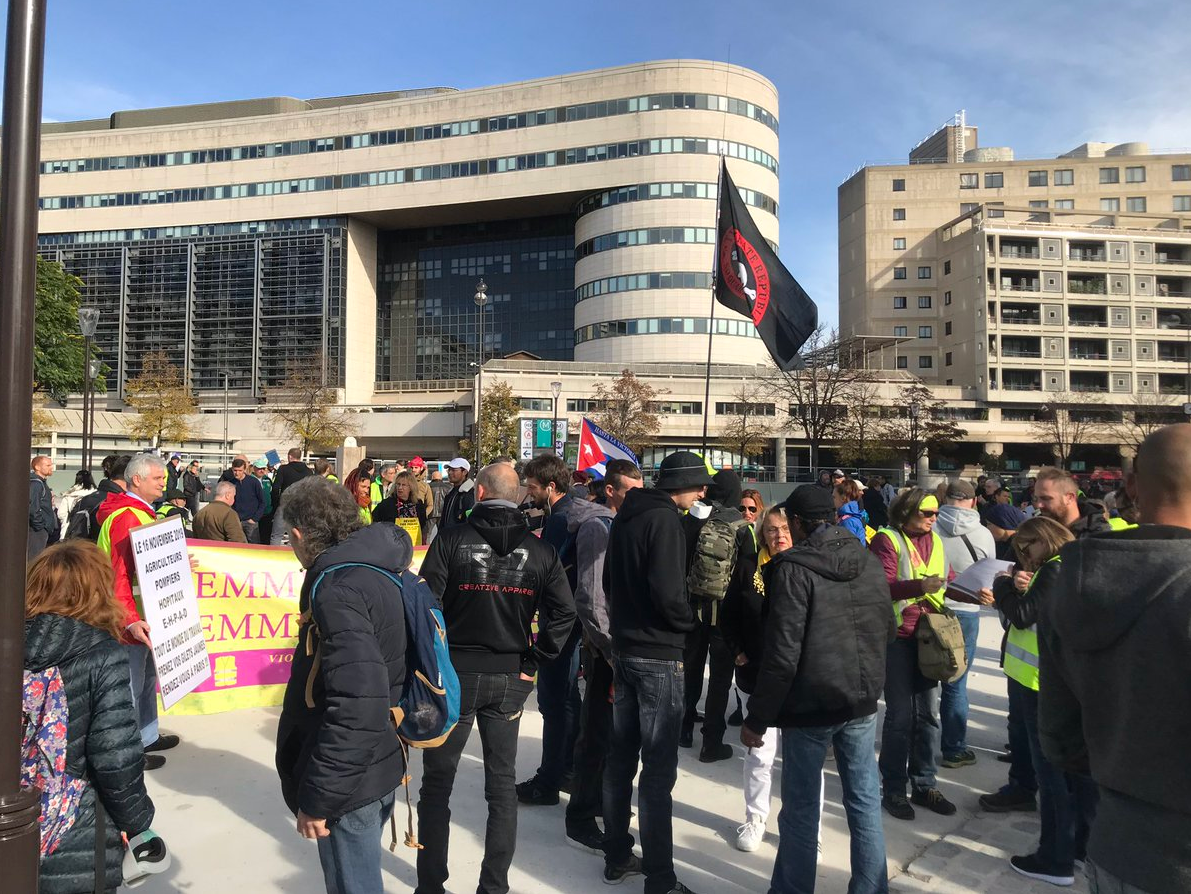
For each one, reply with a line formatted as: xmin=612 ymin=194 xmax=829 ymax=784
xmin=918 ymin=510 xmax=938 ymax=518
xmin=738 ymin=504 xmax=758 ymax=513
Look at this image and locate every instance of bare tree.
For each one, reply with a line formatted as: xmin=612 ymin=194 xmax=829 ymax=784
xmin=592 ymin=369 xmax=665 ymax=457
xmin=835 ymin=378 xmax=896 ymax=468
xmin=1029 ymin=391 xmax=1106 ymax=469
xmin=878 ymin=382 xmax=968 ymax=472
xmin=264 ymin=353 xmax=356 ymax=456
xmin=1106 ymin=391 xmax=1185 ymax=453
xmin=717 ymin=382 xmax=775 ymax=467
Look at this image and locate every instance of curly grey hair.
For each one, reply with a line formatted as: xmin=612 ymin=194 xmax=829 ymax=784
xmin=282 ymin=476 xmax=363 ymax=561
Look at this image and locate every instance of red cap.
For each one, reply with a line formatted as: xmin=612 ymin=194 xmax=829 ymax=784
xmin=408 ymin=456 xmax=426 ymax=468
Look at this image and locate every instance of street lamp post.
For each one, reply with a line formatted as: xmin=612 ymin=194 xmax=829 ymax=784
xmin=908 ymin=401 xmax=921 ymax=484
xmin=86 ymin=357 xmax=100 ymax=473
xmin=222 ymin=371 xmax=230 ymax=466
xmin=473 ymin=278 xmax=488 ymax=467
xmin=550 ymin=380 xmax=562 ymax=458
xmin=77 ymin=306 xmax=99 ymax=473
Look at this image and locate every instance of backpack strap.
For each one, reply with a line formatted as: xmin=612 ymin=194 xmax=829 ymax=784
xmin=958 ymin=534 xmax=980 ymax=564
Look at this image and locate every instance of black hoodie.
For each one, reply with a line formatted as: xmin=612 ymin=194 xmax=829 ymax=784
xmin=1039 ymin=526 xmax=1191 ymax=894
xmin=605 ymin=487 xmax=695 ymax=660
xmin=276 ymin=522 xmax=409 ymax=821
xmin=744 ymin=524 xmax=894 ymax=732
xmin=420 ymin=500 xmax=575 ymax=676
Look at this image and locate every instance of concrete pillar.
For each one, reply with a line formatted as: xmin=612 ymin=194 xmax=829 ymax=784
xmin=774 ymin=435 xmax=787 ymax=483
xmin=1119 ymin=444 xmax=1136 ymax=473
xmin=336 ymin=437 xmax=366 ymax=481
xmin=915 ymin=451 xmax=930 ymax=484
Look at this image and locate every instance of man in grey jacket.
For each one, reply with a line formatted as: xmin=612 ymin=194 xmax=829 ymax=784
xmin=28 ymin=455 xmax=58 ymax=561
xmin=565 ymin=459 xmax=642 ymax=852
xmin=934 ymin=479 xmax=996 ymax=769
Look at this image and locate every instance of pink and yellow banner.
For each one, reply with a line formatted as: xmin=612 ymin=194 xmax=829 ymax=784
xmin=165 ymin=538 xmax=427 ymax=716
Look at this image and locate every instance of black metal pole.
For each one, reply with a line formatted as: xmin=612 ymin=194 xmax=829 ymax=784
xmin=80 ymin=332 xmax=91 ymax=473
xmin=0 ymin=0 xmax=49 ymax=888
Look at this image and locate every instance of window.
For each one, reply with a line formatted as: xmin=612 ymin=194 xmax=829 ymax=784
xmin=1028 ymin=170 xmax=1048 ymax=187
xmin=893 ymin=326 xmax=908 ymax=337
xmin=984 ymin=172 xmax=1004 ymax=188
xmin=1126 ymin=166 xmax=1146 ymax=183
xmin=892 ymin=178 xmax=905 ymax=192
xmin=896 ymin=356 xmax=908 ymax=369
xmin=1054 ymin=169 xmax=1074 ymax=186
xmin=1100 ymin=167 xmax=1120 ymax=184
xmin=893 ymin=266 xmax=907 ymax=280
xmin=959 ymin=173 xmax=978 ymax=189
xmin=893 ymin=207 xmax=906 ymax=221
xmin=715 ymin=401 xmax=776 ymax=416
xmin=519 ymin=397 xmax=552 ymax=412
xmin=1127 ymin=196 xmax=1147 ymax=212
xmin=945 ymin=321 xmax=952 ymax=335
xmin=1029 ymin=199 xmax=1049 ymax=209
xmin=1100 ymin=197 xmax=1120 ymax=212
xmin=960 ymin=202 xmax=979 ymax=214
xmin=919 ymin=325 xmax=933 ymax=338
xmin=893 ymin=296 xmax=907 ymax=309
xmin=893 ymin=237 xmax=906 ymax=250
xmin=1174 ymin=164 xmax=1191 ymax=182
xmin=918 ymin=266 xmax=932 ymax=279
xmin=1174 ymin=196 xmax=1191 ymax=212
xmin=918 ymin=295 xmax=932 ymax=308
xmin=918 ymin=355 xmax=933 ymax=369
xmin=945 ymin=352 xmax=953 ymax=366
xmin=944 ymin=290 xmax=952 ymax=306
xmin=944 ymin=260 xmax=951 ymax=275
xmin=1055 ymin=199 xmax=1074 ymax=210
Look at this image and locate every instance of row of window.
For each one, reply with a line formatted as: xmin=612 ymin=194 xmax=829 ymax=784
xmin=892 ymin=265 xmax=933 ymax=280
xmin=575 ymin=227 xmax=716 ymax=259
xmin=574 ymin=316 xmax=759 ymax=344
xmin=40 ymin=92 xmax=780 ymax=175
xmin=714 ymin=401 xmax=777 ymax=416
xmin=892 ymin=355 xmax=933 ymax=370
xmin=575 ymin=181 xmax=777 ymax=218
xmin=952 ymin=164 xmax=1191 ymax=190
xmin=892 ymin=295 xmax=935 ymax=309
xmin=40 ymin=137 xmax=779 ymax=212
xmin=38 ymin=217 xmax=344 ymax=246
xmin=565 ymin=399 xmax=706 ymax=415
xmin=575 ymin=271 xmax=713 ymax=302
xmin=897 ymin=195 xmax=1190 ymax=221
xmin=892 ymin=325 xmax=934 ymax=339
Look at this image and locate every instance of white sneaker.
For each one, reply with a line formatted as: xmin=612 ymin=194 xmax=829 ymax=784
xmin=736 ymin=817 xmax=765 ymax=852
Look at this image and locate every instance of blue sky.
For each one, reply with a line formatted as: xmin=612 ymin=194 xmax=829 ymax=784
xmin=20 ymin=0 xmax=1191 ymax=328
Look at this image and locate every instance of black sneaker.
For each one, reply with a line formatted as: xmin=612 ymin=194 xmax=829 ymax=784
xmin=978 ymin=786 xmax=1037 ymax=813
xmin=678 ymin=725 xmax=694 ymax=749
xmin=698 ymin=742 xmax=733 ymax=763
xmin=566 ymin=824 xmax=604 ymax=855
xmin=664 ymin=884 xmax=699 ymax=894
xmin=911 ymin=788 xmax=957 ymax=816
xmin=603 ymin=854 xmax=643 ymax=885
xmin=144 ymin=754 xmax=166 ymax=771
xmin=941 ymin=749 xmax=976 ymax=768
xmin=882 ymin=793 xmax=915 ymax=820
xmin=145 ymin=734 xmax=180 ymax=753
xmin=516 ymin=776 xmax=560 ymax=806
xmin=997 ymin=751 xmax=1014 ymax=763
xmin=1010 ymin=853 xmax=1075 ymax=887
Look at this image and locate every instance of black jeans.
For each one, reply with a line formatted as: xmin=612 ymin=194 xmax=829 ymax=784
xmin=878 ymin=635 xmax=941 ymax=796
xmin=682 ymin=613 xmax=735 ymax=746
xmin=416 ymin=672 xmax=533 ymax=894
xmin=533 ymin=621 xmax=582 ymax=789
xmin=566 ymin=643 xmax=614 ymax=832
xmin=603 ymin=654 xmax=685 ymax=894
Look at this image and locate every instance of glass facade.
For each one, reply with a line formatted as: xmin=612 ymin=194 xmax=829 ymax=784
xmin=377 ymin=216 xmax=575 ymax=382
xmin=38 ymin=217 xmax=346 ymax=394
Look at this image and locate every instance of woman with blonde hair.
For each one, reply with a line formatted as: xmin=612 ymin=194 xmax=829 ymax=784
xmin=24 ymin=540 xmax=159 ymax=892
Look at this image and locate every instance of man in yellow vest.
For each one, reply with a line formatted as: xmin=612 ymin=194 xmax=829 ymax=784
xmin=96 ymin=452 xmax=181 ymax=770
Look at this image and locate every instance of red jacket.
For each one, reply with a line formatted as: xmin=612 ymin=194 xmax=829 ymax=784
xmin=96 ymin=491 xmax=156 ymax=627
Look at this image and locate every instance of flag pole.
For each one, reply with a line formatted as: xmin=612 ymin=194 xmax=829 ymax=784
xmin=701 ymin=155 xmax=725 ymax=454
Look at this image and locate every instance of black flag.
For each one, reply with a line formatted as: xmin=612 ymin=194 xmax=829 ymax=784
xmin=714 ymin=160 xmax=818 ymax=370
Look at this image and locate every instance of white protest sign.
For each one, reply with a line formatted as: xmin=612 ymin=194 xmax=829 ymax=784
xmin=129 ymin=515 xmax=211 ymax=710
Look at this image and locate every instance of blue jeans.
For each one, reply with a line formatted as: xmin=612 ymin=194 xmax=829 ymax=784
xmin=533 ymin=621 xmax=582 ymax=788
xmin=603 ymin=654 xmax=685 ymax=894
xmin=878 ymin=636 xmax=940 ymax=795
xmin=1005 ymin=675 xmax=1038 ymax=795
xmin=1015 ymin=679 xmax=1098 ymax=869
xmin=771 ymin=714 xmax=888 ymax=894
xmin=940 ymin=611 xmax=980 ymax=756
xmin=316 ymin=791 xmax=397 ymax=894
xmin=125 ymin=643 xmax=159 ymax=748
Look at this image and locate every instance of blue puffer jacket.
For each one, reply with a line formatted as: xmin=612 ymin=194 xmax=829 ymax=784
xmin=836 ymin=501 xmax=868 ymax=545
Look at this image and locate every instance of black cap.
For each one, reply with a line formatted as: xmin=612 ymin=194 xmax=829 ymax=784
xmin=784 ymin=484 xmax=836 ymax=521
xmin=163 ymin=489 xmax=187 ymax=503
xmin=654 ymin=451 xmax=714 ymax=491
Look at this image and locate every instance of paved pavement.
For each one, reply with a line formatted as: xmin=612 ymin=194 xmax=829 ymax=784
xmin=141 ymin=612 xmax=1088 ymax=892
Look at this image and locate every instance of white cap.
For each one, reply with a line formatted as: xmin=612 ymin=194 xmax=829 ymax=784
xmin=446 ymin=457 xmax=471 ymax=471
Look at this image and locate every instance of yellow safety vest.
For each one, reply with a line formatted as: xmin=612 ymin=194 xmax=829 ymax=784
xmin=358 ymin=505 xmax=373 ymax=525
xmin=1107 ymin=517 xmax=1137 ymax=532
xmin=1003 ymin=555 xmax=1062 ymax=691
xmin=878 ymin=527 xmax=947 ymax=627
xmin=97 ymin=505 xmax=155 ymax=558
xmin=370 ymin=479 xmax=384 ymax=510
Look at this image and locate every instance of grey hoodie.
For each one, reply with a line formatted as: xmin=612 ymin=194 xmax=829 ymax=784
xmin=567 ymin=498 xmax=616 ymax=659
xmin=1040 ymin=526 xmax=1191 ymax=894
xmin=934 ymin=504 xmax=996 ymax=613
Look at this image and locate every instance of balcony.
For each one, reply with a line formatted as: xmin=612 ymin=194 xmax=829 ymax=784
xmin=1069 ymin=372 xmax=1109 ymax=393
xmin=1003 ymin=370 xmax=1042 ymax=391
xmin=1069 ymin=338 xmax=1108 ymax=361
xmin=1155 ymin=243 xmax=1191 ymax=265
xmin=1158 ymin=344 xmax=1190 ymax=363
xmin=1068 ymin=274 xmax=1108 ymax=295
xmin=1000 ymin=273 xmax=1041 ymax=293
xmin=1001 ymin=238 xmax=1040 ymax=260
xmin=1002 ymin=305 xmax=1040 ymax=327
xmin=1069 ymin=306 xmax=1108 ymax=328
xmin=1159 ymin=374 xmax=1189 ymax=395
xmin=1069 ymin=240 xmax=1107 ymax=263
xmin=1157 ymin=309 xmax=1191 ymax=330
xmin=1001 ymin=336 xmax=1041 ymax=359
xmin=1156 ymin=277 xmax=1191 ymax=299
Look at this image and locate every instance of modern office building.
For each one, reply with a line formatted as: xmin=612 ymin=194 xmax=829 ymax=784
xmin=37 ymin=60 xmax=780 ymax=413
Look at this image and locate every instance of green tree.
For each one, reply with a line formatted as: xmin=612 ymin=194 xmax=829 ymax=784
xmin=265 ymin=353 xmax=356 ymax=456
xmin=33 ymin=256 xmax=103 ymax=398
xmin=592 ymin=369 xmax=663 ymax=456
xmin=459 ymin=379 xmax=521 ymax=465
xmin=123 ymin=351 xmax=198 ymax=448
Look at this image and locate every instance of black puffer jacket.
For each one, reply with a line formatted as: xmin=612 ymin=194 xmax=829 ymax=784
xmin=276 ymin=522 xmax=409 ymax=821
xmin=24 ymin=614 xmax=155 ymax=894
xmin=744 ymin=524 xmax=895 ymax=732
xmin=420 ymin=500 xmax=575 ymax=676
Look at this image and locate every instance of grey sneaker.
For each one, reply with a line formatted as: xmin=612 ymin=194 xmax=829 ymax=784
xmin=603 ymin=855 xmax=643 ymax=885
